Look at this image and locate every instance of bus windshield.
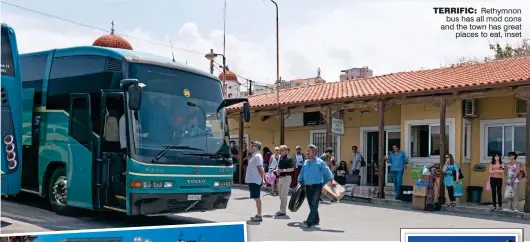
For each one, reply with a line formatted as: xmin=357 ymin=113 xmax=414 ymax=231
xmin=128 ymin=63 xmax=229 ymax=163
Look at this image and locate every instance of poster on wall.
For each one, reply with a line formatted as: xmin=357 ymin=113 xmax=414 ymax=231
xmin=410 ymin=163 xmax=430 ymax=180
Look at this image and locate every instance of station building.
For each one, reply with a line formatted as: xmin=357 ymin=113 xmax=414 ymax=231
xmin=227 ymin=56 xmax=530 ymax=203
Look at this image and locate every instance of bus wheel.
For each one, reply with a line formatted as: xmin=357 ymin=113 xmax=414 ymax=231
xmin=48 ymin=167 xmax=70 ymax=214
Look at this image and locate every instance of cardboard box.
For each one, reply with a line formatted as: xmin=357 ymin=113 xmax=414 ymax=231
xmin=322 ymin=183 xmax=346 ymax=202
xmin=413 ymin=185 xmax=428 ymax=196
xmin=412 ymin=195 xmax=426 ymax=210
xmin=352 ymin=185 xmax=376 ymax=198
xmin=344 ymin=184 xmax=354 ymax=197
xmin=420 ymin=175 xmax=430 ymax=182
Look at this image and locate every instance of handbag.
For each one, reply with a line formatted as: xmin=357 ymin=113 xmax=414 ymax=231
xmin=504 ymin=185 xmax=514 ymax=199
xmin=486 ymin=176 xmax=491 ymax=192
xmin=454 ymin=182 xmax=463 ymax=197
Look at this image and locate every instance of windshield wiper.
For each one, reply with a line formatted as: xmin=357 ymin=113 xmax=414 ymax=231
xmin=182 ymin=153 xmax=223 ymax=158
xmin=152 ymin=146 xmax=204 ymax=162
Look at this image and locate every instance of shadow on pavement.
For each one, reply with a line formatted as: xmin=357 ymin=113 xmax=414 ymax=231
xmin=1 ymin=192 xmax=214 ymax=231
xmin=245 ymin=220 xmax=262 ymax=226
xmin=1 ymin=221 xmax=12 ymax=228
xmin=287 ymin=222 xmax=345 ymax=233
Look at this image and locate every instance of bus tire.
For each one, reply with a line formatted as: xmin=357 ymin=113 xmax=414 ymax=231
xmin=48 ymin=167 xmax=72 ymax=215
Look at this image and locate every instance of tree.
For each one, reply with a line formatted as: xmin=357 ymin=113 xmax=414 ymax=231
xmin=489 ymin=39 xmax=530 ymax=60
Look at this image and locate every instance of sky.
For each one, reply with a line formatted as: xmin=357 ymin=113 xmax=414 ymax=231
xmin=1 ymin=0 xmax=529 ymax=87
xmin=30 ymin=223 xmax=245 ymax=242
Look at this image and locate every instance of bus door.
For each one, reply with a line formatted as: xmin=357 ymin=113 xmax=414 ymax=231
xmin=66 ymin=93 xmax=94 ymax=209
xmin=98 ymin=90 xmax=125 ymax=209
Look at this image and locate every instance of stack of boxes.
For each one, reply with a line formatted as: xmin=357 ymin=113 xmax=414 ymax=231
xmin=412 ymin=175 xmax=430 ymax=210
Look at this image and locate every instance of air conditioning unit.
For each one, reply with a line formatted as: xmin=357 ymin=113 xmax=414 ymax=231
xmin=516 ymin=98 xmax=527 ymax=115
xmin=463 ymin=99 xmax=478 ymax=117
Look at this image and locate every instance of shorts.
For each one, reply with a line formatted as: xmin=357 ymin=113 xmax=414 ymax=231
xmin=248 ymin=183 xmax=262 ymax=199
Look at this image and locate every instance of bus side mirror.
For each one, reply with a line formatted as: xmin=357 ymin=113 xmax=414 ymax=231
xmin=128 ymin=83 xmax=144 ymax=111
xmin=243 ymin=102 xmax=251 ymax=122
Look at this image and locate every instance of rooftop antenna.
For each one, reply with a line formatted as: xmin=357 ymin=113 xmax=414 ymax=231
xmin=169 ymin=38 xmax=176 ymax=62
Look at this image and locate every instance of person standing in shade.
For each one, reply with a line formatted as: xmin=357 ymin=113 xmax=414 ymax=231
xmin=384 ymin=144 xmax=408 ymax=200
xmin=292 ymin=146 xmax=306 ymax=187
xmin=442 ymin=153 xmax=459 ymax=207
xmin=505 ymin=151 xmax=521 ymax=212
xmin=298 ymin=144 xmax=337 ymax=228
xmin=274 ymin=145 xmax=294 ymax=216
xmin=351 ymin=146 xmax=362 ymax=175
xmin=246 ymin=141 xmax=266 ymax=222
xmin=489 ymin=152 xmax=504 ymax=211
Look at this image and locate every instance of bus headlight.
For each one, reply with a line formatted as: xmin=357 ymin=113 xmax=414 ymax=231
xmin=164 ymin=181 xmax=174 ymax=188
xmin=143 ymin=181 xmax=152 ymax=188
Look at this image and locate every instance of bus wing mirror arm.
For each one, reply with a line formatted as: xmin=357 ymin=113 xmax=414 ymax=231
xmin=216 ymin=97 xmax=249 ymax=113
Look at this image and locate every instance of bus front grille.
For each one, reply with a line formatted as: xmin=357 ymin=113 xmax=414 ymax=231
xmin=166 ymin=199 xmax=207 ymax=212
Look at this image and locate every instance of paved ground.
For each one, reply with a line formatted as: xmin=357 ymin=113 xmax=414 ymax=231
xmin=2 ymin=188 xmax=530 ymax=241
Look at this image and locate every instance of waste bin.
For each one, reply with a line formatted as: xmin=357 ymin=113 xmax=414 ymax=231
xmin=467 ymin=186 xmax=483 ymax=203
xmin=400 ymin=185 xmax=413 ymax=202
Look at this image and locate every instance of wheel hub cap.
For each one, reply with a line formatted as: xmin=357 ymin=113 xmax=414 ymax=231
xmin=53 ymin=176 xmax=67 ymax=206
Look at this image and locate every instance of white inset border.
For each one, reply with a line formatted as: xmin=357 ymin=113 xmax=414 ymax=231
xmin=401 ymin=228 xmax=523 ymax=242
xmin=0 ymin=221 xmax=248 ymax=242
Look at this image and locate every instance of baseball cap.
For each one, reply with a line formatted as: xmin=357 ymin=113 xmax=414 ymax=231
xmin=251 ymin=141 xmax=262 ymax=150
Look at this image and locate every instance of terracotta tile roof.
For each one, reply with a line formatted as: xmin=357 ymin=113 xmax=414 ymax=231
xmin=227 ymin=56 xmax=530 ymax=112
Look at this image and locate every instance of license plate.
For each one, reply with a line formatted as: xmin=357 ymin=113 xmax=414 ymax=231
xmin=187 ymin=195 xmax=202 ymax=201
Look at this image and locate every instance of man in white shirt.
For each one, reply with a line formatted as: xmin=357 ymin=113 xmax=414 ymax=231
xmin=246 ymin=141 xmax=266 ymax=222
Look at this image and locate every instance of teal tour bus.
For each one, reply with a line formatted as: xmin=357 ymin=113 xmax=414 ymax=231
xmin=19 ymin=43 xmax=250 ymax=215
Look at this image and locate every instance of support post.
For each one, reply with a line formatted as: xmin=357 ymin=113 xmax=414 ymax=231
xmin=222 ymin=55 xmax=227 ymax=98
xmin=325 ymin=106 xmax=332 ymax=149
xmin=280 ymin=111 xmax=285 ymax=145
xmin=524 ymin=92 xmax=530 ymax=212
xmin=238 ymin=112 xmax=245 ymax=184
xmin=377 ymin=101 xmax=385 ymax=198
xmin=438 ymin=96 xmax=447 ymax=204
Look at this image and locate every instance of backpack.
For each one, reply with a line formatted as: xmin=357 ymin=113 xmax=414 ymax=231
xmin=359 ymin=154 xmax=366 ymax=167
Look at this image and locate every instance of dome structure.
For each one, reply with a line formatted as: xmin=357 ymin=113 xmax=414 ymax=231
xmin=218 ymin=66 xmax=238 ymax=82
xmin=93 ymin=21 xmax=133 ymax=50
